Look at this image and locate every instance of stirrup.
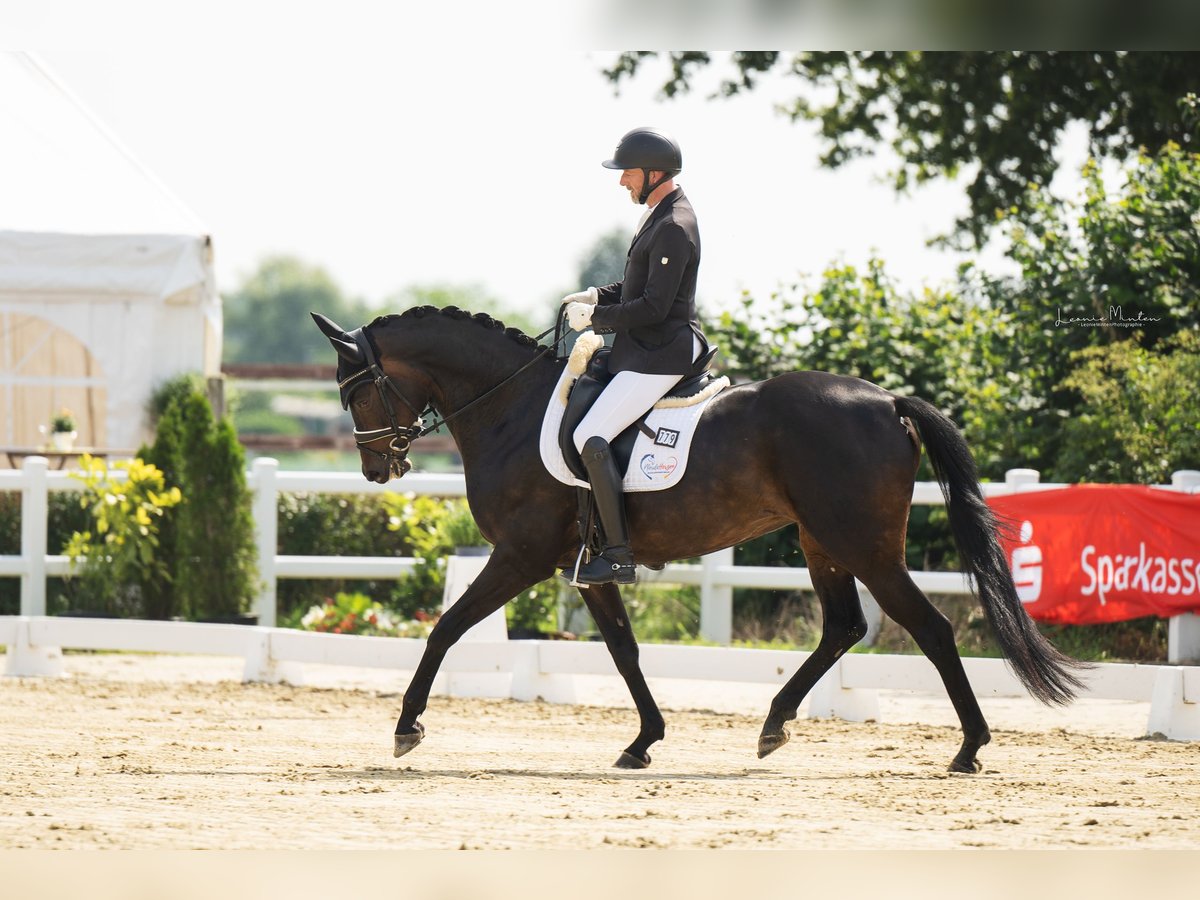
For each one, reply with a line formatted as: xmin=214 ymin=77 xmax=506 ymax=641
xmin=564 ymin=544 xmax=589 ymax=588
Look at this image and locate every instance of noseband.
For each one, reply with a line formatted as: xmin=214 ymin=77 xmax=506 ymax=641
xmin=339 ymin=328 xmax=430 ymax=479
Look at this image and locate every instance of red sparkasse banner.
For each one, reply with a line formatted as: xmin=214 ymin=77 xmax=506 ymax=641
xmin=987 ymin=484 xmax=1200 ymax=625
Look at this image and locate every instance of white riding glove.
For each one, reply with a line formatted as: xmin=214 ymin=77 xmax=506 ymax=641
xmin=566 ymin=302 xmax=594 ymax=331
xmin=559 ymin=286 xmax=598 ymax=306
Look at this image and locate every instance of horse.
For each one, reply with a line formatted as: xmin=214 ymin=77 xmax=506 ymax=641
xmin=312 ymin=305 xmax=1085 ymax=773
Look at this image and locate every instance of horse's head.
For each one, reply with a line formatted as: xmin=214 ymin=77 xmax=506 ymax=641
xmin=311 ymin=312 xmax=431 ymax=484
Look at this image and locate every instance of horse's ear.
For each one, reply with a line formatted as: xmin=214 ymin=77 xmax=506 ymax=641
xmin=311 ymin=312 xmax=364 ymax=365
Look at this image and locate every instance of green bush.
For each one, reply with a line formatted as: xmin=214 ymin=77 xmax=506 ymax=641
xmin=275 ymin=491 xmax=412 ymax=620
xmin=141 ymin=388 xmax=258 ymax=620
xmin=61 ymin=455 xmax=181 ymax=617
xmin=382 ymin=493 xmax=559 ymax=633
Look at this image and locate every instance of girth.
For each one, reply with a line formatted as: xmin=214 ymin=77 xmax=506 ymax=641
xmin=558 ymin=343 xmax=719 ymax=481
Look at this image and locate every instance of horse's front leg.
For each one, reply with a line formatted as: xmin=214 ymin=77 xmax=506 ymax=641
xmin=578 ymin=582 xmax=665 ymax=768
xmin=394 ymin=550 xmax=545 ymax=758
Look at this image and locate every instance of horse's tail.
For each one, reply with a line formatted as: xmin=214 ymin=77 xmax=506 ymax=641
xmin=894 ymin=395 xmax=1087 ymax=706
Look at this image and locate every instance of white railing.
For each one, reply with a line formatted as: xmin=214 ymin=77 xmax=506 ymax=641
xmin=2 ymin=457 xmax=1199 ymax=660
xmin=1 ymin=615 xmax=1197 ymax=740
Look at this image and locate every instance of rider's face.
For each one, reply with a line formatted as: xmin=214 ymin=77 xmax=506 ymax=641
xmin=619 ymin=168 xmax=644 ymax=205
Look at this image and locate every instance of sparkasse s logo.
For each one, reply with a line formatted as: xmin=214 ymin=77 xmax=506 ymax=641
xmin=1010 ymin=520 xmax=1042 ymax=603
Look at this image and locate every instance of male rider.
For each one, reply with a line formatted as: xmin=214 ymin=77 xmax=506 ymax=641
xmin=561 ymin=126 xmax=708 ymax=585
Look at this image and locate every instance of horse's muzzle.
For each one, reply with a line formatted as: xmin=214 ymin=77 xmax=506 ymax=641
xmin=363 ymin=456 xmax=410 ymax=484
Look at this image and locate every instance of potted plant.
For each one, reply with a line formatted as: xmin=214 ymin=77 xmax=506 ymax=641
xmin=49 ymin=408 xmax=77 ymax=451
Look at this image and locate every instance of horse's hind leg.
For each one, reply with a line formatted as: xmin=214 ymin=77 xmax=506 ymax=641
xmin=578 ymin=582 xmax=665 ymax=768
xmin=758 ymin=538 xmax=868 ymax=759
xmin=860 ymin=565 xmax=991 ymax=773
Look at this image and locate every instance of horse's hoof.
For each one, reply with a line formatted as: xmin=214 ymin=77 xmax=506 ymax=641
xmin=757 ymin=729 xmax=790 ymax=759
xmin=393 ymin=724 xmax=425 ymax=759
xmin=614 ymin=751 xmax=650 ymax=769
xmin=948 ymin=756 xmax=982 ymax=774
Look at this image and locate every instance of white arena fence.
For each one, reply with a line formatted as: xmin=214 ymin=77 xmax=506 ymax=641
xmin=1 ymin=614 xmax=1197 ymax=740
xmin=2 ymin=456 xmax=1198 ymax=740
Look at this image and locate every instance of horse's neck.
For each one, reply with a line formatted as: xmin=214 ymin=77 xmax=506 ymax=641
xmin=427 ymin=340 xmax=545 ymax=415
xmin=388 ymin=323 xmax=560 ymax=461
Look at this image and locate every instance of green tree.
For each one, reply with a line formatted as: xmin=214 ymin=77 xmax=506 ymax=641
xmin=604 ymin=51 xmax=1200 ymax=245
xmin=142 ymin=389 xmax=258 ymax=620
xmin=712 ymin=257 xmax=1010 ymax=457
xmin=975 ymin=142 xmax=1200 ymax=476
xmin=223 ymin=256 xmax=372 ymax=364
xmin=1055 ymin=331 xmax=1200 ymax=484
xmin=710 ymin=257 xmax=1009 ymax=600
xmin=716 ymin=143 xmax=1200 ymax=481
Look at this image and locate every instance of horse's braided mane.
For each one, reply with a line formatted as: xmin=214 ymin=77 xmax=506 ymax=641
xmin=368 ymin=305 xmax=540 ymax=349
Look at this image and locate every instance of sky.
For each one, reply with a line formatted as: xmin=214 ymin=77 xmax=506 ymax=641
xmin=12 ymin=45 xmax=1045 ymax=323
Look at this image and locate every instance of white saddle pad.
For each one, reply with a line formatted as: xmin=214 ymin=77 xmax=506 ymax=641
xmin=539 ymin=334 xmax=730 ymax=493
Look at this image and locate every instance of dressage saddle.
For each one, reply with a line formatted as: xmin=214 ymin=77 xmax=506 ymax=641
xmin=558 ymin=343 xmax=719 ymax=482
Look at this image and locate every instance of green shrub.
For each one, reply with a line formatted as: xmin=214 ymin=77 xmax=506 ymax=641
xmin=141 ymin=388 xmax=258 ymax=620
xmin=146 ymin=372 xmax=207 ymax=430
xmin=274 ymin=491 xmax=410 ymax=620
xmin=61 ymin=455 xmax=181 ymax=617
xmin=382 ymin=493 xmax=559 ymax=633
xmin=382 ymin=493 xmax=469 ymax=618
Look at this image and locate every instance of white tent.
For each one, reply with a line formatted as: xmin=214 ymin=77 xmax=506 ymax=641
xmin=0 ymin=52 xmax=220 ymax=458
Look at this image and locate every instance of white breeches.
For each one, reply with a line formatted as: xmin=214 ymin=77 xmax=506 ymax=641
xmin=573 ymin=334 xmax=701 ymax=454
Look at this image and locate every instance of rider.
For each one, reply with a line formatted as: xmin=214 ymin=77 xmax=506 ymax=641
xmin=561 ymin=126 xmax=708 ymax=585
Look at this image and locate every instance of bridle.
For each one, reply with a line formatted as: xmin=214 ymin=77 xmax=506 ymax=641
xmin=338 ymin=327 xmax=429 ymax=478
xmin=338 ymin=312 xmax=569 ymax=479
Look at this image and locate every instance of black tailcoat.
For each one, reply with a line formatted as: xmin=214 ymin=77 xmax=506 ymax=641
xmin=590 ymin=187 xmax=706 ymax=375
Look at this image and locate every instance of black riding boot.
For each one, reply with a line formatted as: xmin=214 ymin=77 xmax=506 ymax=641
xmin=573 ymin=436 xmax=636 ymax=585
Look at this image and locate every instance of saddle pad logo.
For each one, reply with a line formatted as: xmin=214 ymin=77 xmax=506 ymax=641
xmin=654 ymin=427 xmax=680 ymax=448
xmin=640 ymin=453 xmax=678 ymax=480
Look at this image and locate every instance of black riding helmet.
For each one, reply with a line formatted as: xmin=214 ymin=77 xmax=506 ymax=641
xmin=602 ymin=127 xmax=682 ymax=204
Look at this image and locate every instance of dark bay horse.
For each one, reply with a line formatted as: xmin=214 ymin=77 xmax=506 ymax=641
xmin=313 ymin=306 xmax=1084 ymax=773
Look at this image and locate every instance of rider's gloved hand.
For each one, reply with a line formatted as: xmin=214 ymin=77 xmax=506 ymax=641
xmin=566 ymin=302 xmax=594 ymax=331
xmin=559 ymin=287 xmax=598 ymax=307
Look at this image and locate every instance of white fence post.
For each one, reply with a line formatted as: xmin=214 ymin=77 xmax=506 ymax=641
xmin=4 ymin=617 xmax=64 ymax=677
xmin=857 ymin=581 xmax=883 ymax=646
xmin=242 ymin=627 xmax=303 ymax=686
xmin=19 ymin=456 xmax=49 ymax=617
xmin=806 ymin=658 xmax=879 ymax=722
xmin=1146 ymin=667 xmax=1200 ymax=741
xmin=1004 ymin=467 xmax=1041 ymax=489
xmin=434 ymin=552 xmax=512 ymax=699
xmin=251 ymin=457 xmax=279 ymax=628
xmin=700 ymin=547 xmax=733 ymax=645
xmin=1168 ymin=470 xmax=1200 ymax=664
